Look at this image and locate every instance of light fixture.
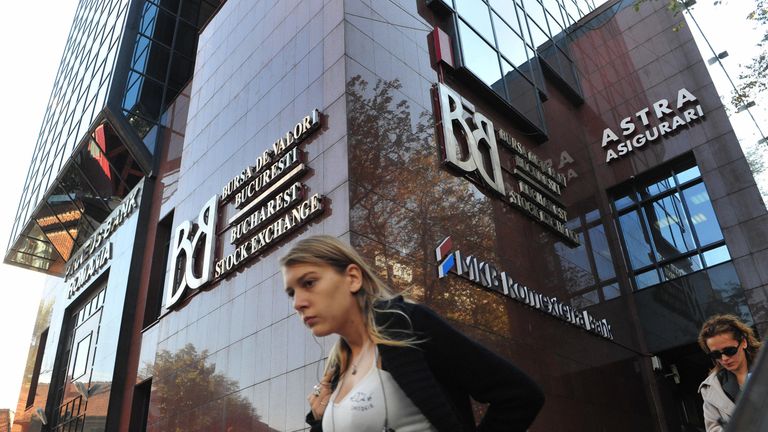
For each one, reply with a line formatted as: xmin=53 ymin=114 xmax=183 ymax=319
xmin=74 ymin=381 xmax=103 ymax=400
xmin=707 ymin=51 xmax=729 ymax=65
xmin=33 ymin=407 xmax=47 ymax=425
xmin=736 ymin=101 xmax=756 ymax=113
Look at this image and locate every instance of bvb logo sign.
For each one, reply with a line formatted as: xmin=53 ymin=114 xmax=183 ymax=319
xmin=437 ymin=83 xmax=505 ymax=196
xmin=165 ymin=195 xmax=218 ymax=309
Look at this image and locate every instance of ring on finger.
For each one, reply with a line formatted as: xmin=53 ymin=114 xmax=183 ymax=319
xmin=312 ymin=384 xmax=322 ymax=396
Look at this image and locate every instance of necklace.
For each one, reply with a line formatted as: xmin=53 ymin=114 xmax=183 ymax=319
xmin=350 ymin=343 xmax=371 ymax=375
xmin=330 ymin=346 xmax=395 ymax=432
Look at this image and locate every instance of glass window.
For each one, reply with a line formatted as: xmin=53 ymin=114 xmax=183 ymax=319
xmin=636 ymin=268 xmax=661 ymax=290
xmin=682 ymin=182 xmax=723 ymax=246
xmin=702 ymin=245 xmax=730 ymax=267
xmin=490 ymin=0 xmax=520 ymax=33
xmin=643 ymin=174 xmax=675 ymax=198
xmin=459 ymin=21 xmax=503 ymax=88
xmin=602 ymin=283 xmax=621 ymax=300
xmin=520 ymin=0 xmax=548 ymax=35
xmin=661 ymin=255 xmax=703 ymax=281
xmin=676 ymin=165 xmax=700 ymax=184
xmin=619 ymin=210 xmax=654 ymax=270
xmin=456 ymin=0 xmax=495 ymax=42
xmin=571 ymin=289 xmax=599 ymax=308
xmin=72 ymin=333 xmax=92 ymax=380
xmin=646 ymin=193 xmax=696 ymax=256
xmin=612 ymin=160 xmax=728 ymax=291
xmin=588 ymin=224 xmax=615 ymax=281
xmin=494 ymin=13 xmax=529 ymax=68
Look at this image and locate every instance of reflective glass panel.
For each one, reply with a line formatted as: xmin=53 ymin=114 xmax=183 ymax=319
xmin=571 ymin=289 xmax=599 ymax=308
xmin=646 ymin=193 xmax=696 ymax=256
xmin=676 ymin=165 xmax=701 ymax=184
xmin=602 ymin=283 xmax=621 ymax=300
xmin=490 ymin=0 xmax=520 ymax=34
xmin=636 ymin=268 xmax=661 ymax=290
xmin=494 ymin=13 xmax=529 ymax=68
xmin=588 ymin=224 xmax=615 ymax=281
xmin=557 ymin=232 xmax=595 ymax=292
xmin=456 ymin=0 xmax=494 ymax=42
xmin=661 ymin=255 xmax=703 ymax=281
xmin=702 ymin=245 xmax=730 ymax=267
xmin=459 ymin=21 xmax=503 ymax=88
xmin=643 ymin=174 xmax=675 ymax=198
xmin=619 ymin=210 xmax=654 ymax=270
xmin=682 ymin=183 xmax=723 ymax=247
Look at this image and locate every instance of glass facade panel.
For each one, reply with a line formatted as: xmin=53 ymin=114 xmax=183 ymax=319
xmin=647 ymin=193 xmax=696 ymax=256
xmin=449 ymin=0 xmax=592 ymax=135
xmin=702 ymin=245 xmax=731 ymax=267
xmin=636 ymin=268 xmax=661 ymax=289
xmin=619 ymin=210 xmax=654 ymax=270
xmin=682 ymin=182 xmax=723 ymax=246
xmin=455 ymin=0 xmax=494 ymax=41
xmin=494 ymin=13 xmax=529 ymax=69
xmin=489 ymin=0 xmax=521 ymax=34
xmin=458 ymin=21 xmax=503 ymax=88
xmin=613 ymin=159 xmax=728 ymax=291
xmin=588 ymin=224 xmax=615 ymax=281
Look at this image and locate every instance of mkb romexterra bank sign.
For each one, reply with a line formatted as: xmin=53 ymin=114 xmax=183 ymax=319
xmin=435 ymin=83 xmax=579 ymax=246
xmin=64 ymin=184 xmax=141 ymax=300
xmin=435 ymin=236 xmax=614 ymax=340
xmin=602 ymin=88 xmax=705 ymax=163
xmin=164 ymin=110 xmax=324 ymax=310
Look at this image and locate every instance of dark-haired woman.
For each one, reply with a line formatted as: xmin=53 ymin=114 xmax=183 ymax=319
xmin=280 ymin=235 xmax=545 ymax=432
xmin=697 ymin=314 xmax=762 ymax=432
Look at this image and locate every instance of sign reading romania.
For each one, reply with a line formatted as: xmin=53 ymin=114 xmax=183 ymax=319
xmin=164 ymin=110 xmax=325 ymax=310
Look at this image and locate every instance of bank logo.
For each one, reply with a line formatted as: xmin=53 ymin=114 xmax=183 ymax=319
xmin=165 ymin=195 xmax=218 ymax=310
xmin=435 ymin=236 xmax=455 ymax=278
xmin=436 ymin=83 xmax=505 ymax=196
xmin=434 ymin=236 xmax=614 ymax=340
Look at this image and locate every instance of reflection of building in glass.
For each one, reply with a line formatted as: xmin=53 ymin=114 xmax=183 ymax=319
xmin=612 ymin=157 xmax=729 ymax=290
xmin=444 ymin=0 xmax=596 ymax=135
xmin=5 ymin=0 xmax=218 ymax=275
xmin=9 ymin=0 xmax=768 ymax=431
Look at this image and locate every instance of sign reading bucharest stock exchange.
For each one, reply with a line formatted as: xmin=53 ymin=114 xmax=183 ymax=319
xmin=164 ymin=110 xmax=325 ymax=310
xmin=435 ymin=83 xmax=579 ymax=246
xmin=435 ymin=237 xmax=614 ymax=340
xmin=602 ymin=88 xmax=705 ymax=163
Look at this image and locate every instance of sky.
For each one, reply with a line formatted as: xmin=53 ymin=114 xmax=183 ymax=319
xmin=0 ymin=0 xmax=765 ymax=415
xmin=0 ymin=0 xmax=79 ymax=411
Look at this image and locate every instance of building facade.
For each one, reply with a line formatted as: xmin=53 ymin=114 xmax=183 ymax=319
xmin=9 ymin=0 xmax=768 ymax=431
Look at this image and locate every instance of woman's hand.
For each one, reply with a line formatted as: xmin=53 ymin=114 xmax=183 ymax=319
xmin=308 ymin=373 xmax=333 ymax=421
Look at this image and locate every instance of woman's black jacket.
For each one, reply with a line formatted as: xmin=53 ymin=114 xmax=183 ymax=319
xmin=305 ymin=296 xmax=545 ymax=431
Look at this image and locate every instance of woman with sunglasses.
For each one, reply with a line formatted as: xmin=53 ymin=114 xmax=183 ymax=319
xmin=280 ymin=235 xmax=545 ymax=432
xmin=697 ymin=314 xmax=762 ymax=432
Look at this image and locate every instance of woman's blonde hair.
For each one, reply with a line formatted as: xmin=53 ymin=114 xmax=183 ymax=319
xmin=698 ymin=314 xmax=762 ymax=373
xmin=279 ymin=235 xmax=418 ymax=377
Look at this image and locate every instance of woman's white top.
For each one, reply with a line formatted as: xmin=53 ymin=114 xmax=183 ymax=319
xmin=322 ymin=349 xmax=437 ymax=432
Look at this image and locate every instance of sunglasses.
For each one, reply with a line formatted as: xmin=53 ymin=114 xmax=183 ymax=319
xmin=708 ymin=345 xmax=740 ymax=361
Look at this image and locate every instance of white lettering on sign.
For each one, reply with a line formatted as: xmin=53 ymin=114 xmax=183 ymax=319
xmin=437 ymin=83 xmax=505 ymax=195
xmin=601 ymin=88 xmax=704 ymax=163
xmin=67 ymin=243 xmax=112 ymax=299
xmin=165 ymin=195 xmax=218 ymax=310
xmin=64 ymin=185 xmax=140 ymax=282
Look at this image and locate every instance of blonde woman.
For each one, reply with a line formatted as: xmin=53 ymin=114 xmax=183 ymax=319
xmin=280 ymin=235 xmax=544 ymax=432
xmin=698 ymin=314 xmax=762 ymax=432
